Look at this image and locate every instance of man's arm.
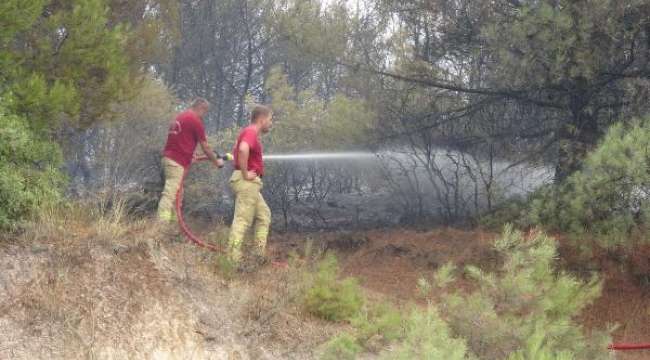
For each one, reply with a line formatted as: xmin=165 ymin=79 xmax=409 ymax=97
xmin=199 ymin=141 xmax=225 ymax=168
xmin=237 ymin=141 xmax=257 ymax=180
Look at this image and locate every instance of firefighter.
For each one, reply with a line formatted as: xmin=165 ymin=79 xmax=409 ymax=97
xmin=229 ymin=105 xmax=273 ymax=268
xmin=157 ymin=97 xmax=224 ymax=224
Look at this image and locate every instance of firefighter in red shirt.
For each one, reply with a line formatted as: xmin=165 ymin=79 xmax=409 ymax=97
xmin=229 ymin=105 xmax=273 ymax=266
xmin=157 ymin=97 xmax=224 ymax=223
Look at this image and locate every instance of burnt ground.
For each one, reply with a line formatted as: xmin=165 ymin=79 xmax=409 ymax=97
xmin=266 ymin=227 xmax=650 ymax=360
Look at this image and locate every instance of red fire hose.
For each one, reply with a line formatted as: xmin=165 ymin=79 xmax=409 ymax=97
xmin=608 ymin=343 xmax=650 ymax=351
xmin=173 ymin=153 xmax=285 ymax=268
xmin=174 ymin=154 xmax=225 ymax=252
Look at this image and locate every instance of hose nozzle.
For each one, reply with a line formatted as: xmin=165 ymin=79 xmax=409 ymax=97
xmin=218 ymin=152 xmax=233 ymax=162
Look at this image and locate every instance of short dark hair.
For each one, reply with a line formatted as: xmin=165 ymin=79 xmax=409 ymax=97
xmin=189 ymin=97 xmax=210 ymax=110
xmin=250 ymin=105 xmax=273 ymax=123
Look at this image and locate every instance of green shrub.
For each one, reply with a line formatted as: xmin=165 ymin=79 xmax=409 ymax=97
xmin=527 ymin=117 xmax=650 ymax=249
xmin=351 ymin=301 xmax=404 ymax=349
xmin=323 ymin=301 xmax=472 ymax=360
xmin=322 ymin=333 xmax=363 ymax=360
xmin=301 ymin=253 xmax=363 ymax=321
xmin=433 ymin=225 xmax=611 ymax=359
xmin=377 ymin=305 xmax=473 ymax=360
xmin=0 ymin=103 xmax=64 ymax=230
xmin=214 ymin=253 xmax=237 ymax=280
xmin=505 ymin=327 xmax=583 ymax=360
xmin=477 ymin=195 xmax=530 ymax=230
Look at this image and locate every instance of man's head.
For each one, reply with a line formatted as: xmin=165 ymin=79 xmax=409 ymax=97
xmin=189 ymin=97 xmax=210 ymax=118
xmin=250 ymin=105 xmax=273 ymax=134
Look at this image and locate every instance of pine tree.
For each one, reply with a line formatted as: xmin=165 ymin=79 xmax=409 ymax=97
xmin=0 ymin=0 xmax=147 ymax=228
xmin=528 ymin=116 xmax=650 ymax=249
xmin=431 ymin=225 xmax=611 ymax=359
xmin=0 ymin=102 xmax=64 ymax=228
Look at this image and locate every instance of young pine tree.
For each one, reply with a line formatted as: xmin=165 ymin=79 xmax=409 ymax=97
xmin=432 ymin=225 xmax=611 ymax=359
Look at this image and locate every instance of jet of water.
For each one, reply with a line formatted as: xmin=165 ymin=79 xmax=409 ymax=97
xmin=264 ymin=152 xmax=378 ymax=161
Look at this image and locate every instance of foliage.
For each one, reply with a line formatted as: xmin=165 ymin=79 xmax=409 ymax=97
xmin=322 ymin=333 xmax=363 ymax=360
xmin=377 ymin=305 xmax=474 ymax=360
xmin=322 ymin=300 xmax=410 ymax=359
xmin=105 ymin=0 xmax=181 ymax=70
xmin=22 ymin=0 xmax=180 ymax=125
xmin=478 ymin=195 xmax=530 ymax=230
xmin=351 ymin=301 xmax=404 ymax=348
xmin=301 ymin=253 xmax=363 ymax=321
xmin=265 ymin=66 xmax=375 ymax=153
xmin=0 ymin=0 xmax=138 ymax=130
xmin=505 ymin=329 xmax=579 ymax=360
xmin=325 ymin=298 xmax=475 ymax=360
xmin=321 ymin=291 xmax=477 ymax=360
xmin=375 ymin=0 xmax=650 ymax=180
xmin=527 ymin=118 xmax=650 ymax=249
xmin=0 ymin=102 xmax=64 ymax=229
xmin=430 ymin=225 xmax=610 ymax=359
xmin=481 ymin=0 xmax=650 ymax=179
xmin=71 ymin=75 xmax=178 ymax=205
xmin=269 ymin=0 xmax=353 ymax=99
xmin=0 ymin=0 xmax=175 ymax=224
xmin=164 ymin=0 xmax=273 ymax=127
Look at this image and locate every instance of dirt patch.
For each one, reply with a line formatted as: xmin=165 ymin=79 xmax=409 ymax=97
xmin=269 ymin=228 xmax=498 ymax=300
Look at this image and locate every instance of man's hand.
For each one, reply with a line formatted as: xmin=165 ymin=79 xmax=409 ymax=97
xmin=243 ymin=170 xmax=258 ymax=180
xmin=214 ymin=158 xmax=225 ymax=168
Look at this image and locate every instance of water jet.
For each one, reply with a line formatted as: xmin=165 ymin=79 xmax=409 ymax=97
xmin=263 ymin=152 xmax=378 ymax=161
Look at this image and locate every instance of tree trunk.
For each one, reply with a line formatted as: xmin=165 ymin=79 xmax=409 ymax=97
xmin=555 ymin=103 xmax=599 ymax=183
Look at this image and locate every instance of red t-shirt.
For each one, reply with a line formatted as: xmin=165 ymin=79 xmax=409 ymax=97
xmin=233 ymin=126 xmax=264 ymax=177
xmin=162 ymin=110 xmax=207 ymax=168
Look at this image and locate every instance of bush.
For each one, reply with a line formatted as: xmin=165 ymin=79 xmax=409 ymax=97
xmin=527 ymin=117 xmax=650 ymax=249
xmin=351 ymin=301 xmax=404 ymax=350
xmin=301 ymin=253 xmax=363 ymax=321
xmin=322 ymin=333 xmax=363 ymax=360
xmin=377 ymin=305 xmax=473 ymax=360
xmin=432 ymin=225 xmax=611 ymax=359
xmin=477 ymin=195 xmax=530 ymax=230
xmin=0 ymin=103 xmax=64 ymax=230
xmin=322 ymin=300 xmax=472 ymax=360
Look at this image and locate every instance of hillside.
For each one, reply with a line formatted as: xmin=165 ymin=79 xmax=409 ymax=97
xmin=1 ymin=219 xmax=649 ymax=359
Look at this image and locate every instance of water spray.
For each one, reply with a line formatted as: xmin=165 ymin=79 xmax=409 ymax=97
xmin=263 ymin=152 xmax=379 ymax=161
xmin=202 ymin=151 xmax=378 ymax=163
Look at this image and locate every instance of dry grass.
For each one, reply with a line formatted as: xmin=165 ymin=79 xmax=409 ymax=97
xmin=0 ymin=200 xmax=337 ymax=360
xmin=5 ymin=202 xmax=647 ymax=359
